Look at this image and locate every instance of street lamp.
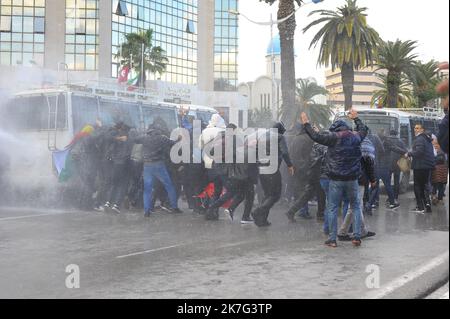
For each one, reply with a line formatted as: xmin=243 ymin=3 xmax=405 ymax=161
xmin=229 ymin=0 xmax=323 ymax=120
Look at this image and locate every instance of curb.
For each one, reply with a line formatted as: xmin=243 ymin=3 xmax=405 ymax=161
xmin=365 ymin=251 xmax=449 ymax=299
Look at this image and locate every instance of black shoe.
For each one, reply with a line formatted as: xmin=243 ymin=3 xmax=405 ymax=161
xmin=111 ymin=204 xmax=121 ymax=214
xmin=205 ymin=209 xmax=219 ymax=220
xmin=298 ymin=212 xmax=313 ymax=220
xmin=286 ymin=211 xmax=296 ymax=223
xmin=325 ymin=239 xmax=337 ymax=248
xmin=337 ymin=234 xmax=352 ymax=241
xmin=389 ymin=203 xmax=400 ymax=210
xmin=160 ymin=204 xmax=172 ymax=213
xmin=144 ymin=211 xmax=153 ymax=217
xmin=425 ymin=204 xmax=432 ymax=213
xmin=169 ymin=208 xmax=184 ymax=214
xmin=240 ymin=217 xmax=254 ymax=225
xmin=362 ymin=231 xmax=376 ymax=239
xmin=257 ymin=220 xmax=271 ymax=227
xmin=411 ymin=207 xmax=425 ymax=214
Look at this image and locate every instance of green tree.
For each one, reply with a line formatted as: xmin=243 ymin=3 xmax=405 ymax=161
xmin=374 ymin=39 xmax=418 ymax=108
xmin=303 ymin=0 xmax=381 ymax=110
xmin=409 ymin=60 xmax=440 ymax=107
xmin=371 ymin=74 xmax=414 ymax=108
xmin=116 ymin=29 xmax=168 ymax=88
xmin=294 ymin=78 xmax=333 ymax=128
xmin=260 ymin=0 xmax=303 ymax=126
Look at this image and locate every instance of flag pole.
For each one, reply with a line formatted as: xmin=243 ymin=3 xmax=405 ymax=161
xmin=141 ymin=43 xmax=145 ymax=90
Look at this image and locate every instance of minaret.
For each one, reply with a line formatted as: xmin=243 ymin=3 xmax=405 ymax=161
xmin=266 ymin=34 xmax=282 ymax=80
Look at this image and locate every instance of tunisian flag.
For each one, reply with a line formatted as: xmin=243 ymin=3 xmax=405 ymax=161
xmin=118 ymin=66 xmax=130 ymax=83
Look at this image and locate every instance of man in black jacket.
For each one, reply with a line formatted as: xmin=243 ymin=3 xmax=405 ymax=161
xmin=381 ymin=130 xmax=408 ymax=202
xmin=251 ymin=122 xmax=294 ymax=227
xmin=286 ymin=122 xmax=315 ymax=220
xmin=135 ymin=123 xmax=182 ymax=216
xmin=286 ymin=127 xmax=325 ymax=222
xmin=301 ymin=109 xmax=369 ymax=248
xmin=407 ymin=124 xmax=436 ymax=213
xmin=102 ymin=122 xmax=134 ymax=214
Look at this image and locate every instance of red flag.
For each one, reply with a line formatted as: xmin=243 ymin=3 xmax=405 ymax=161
xmin=118 ymin=66 xmax=130 ymax=83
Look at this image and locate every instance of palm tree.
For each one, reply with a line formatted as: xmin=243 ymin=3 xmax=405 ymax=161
xmin=260 ymin=0 xmax=303 ymax=125
xmin=115 ymin=29 xmax=169 ymax=88
xmin=409 ymin=60 xmax=440 ymax=107
xmin=294 ymin=78 xmax=333 ymax=128
xmin=371 ymin=74 xmax=414 ymax=108
xmin=374 ymin=39 xmax=418 ymax=108
xmin=303 ymin=0 xmax=381 ymax=110
xmin=248 ymin=105 xmax=274 ymax=128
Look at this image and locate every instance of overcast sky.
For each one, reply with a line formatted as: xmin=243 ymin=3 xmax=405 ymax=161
xmin=237 ymin=0 xmax=450 ymax=85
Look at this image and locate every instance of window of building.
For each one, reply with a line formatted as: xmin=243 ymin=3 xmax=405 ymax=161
xmin=34 ymin=17 xmax=45 ymax=33
xmin=0 ymin=16 xmax=12 ymax=32
xmin=186 ymin=19 xmax=195 ymax=34
xmin=116 ymin=0 xmax=129 ymax=17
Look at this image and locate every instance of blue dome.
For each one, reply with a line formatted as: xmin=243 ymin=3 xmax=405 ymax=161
xmin=266 ymin=34 xmax=281 ymax=56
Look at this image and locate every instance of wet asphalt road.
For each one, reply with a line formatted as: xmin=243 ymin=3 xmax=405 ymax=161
xmin=0 ymin=190 xmax=448 ymax=299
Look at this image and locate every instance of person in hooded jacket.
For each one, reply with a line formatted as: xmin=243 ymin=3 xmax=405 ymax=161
xmin=135 ymin=121 xmax=182 ymax=216
xmin=301 ymin=109 xmax=369 ymax=248
xmin=199 ymin=114 xmax=227 ymax=220
xmin=206 ymin=125 xmax=258 ymax=224
xmin=285 ymin=122 xmax=326 ymax=222
xmin=407 ymin=123 xmax=436 ymax=213
xmin=251 ymin=122 xmax=295 ymax=227
xmin=100 ymin=122 xmax=134 ymax=214
xmin=337 ymin=137 xmax=377 ymax=241
xmin=285 ymin=120 xmax=315 ymax=221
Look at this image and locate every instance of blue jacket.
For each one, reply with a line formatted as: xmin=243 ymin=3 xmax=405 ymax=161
xmin=438 ymin=114 xmax=449 ymax=155
xmin=409 ymin=132 xmax=436 ymax=170
xmin=304 ymin=118 xmax=368 ymax=181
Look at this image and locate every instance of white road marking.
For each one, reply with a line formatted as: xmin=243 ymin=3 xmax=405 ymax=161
xmin=116 ymin=240 xmax=254 ymax=259
xmin=366 ymin=251 xmax=449 ymax=299
xmin=116 ymin=244 xmax=185 ymax=259
xmin=0 ymin=211 xmax=78 ymax=221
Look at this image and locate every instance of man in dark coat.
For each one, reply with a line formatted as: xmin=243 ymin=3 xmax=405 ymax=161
xmin=301 ymin=109 xmax=369 ymax=248
xmin=407 ymin=124 xmax=436 ymax=213
xmin=286 ymin=122 xmax=315 ymax=220
xmin=251 ymin=122 xmax=294 ymax=227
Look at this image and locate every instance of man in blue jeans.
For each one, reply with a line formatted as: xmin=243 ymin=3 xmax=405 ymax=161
xmin=135 ymin=120 xmax=182 ymax=216
xmin=301 ymin=109 xmax=369 ymax=248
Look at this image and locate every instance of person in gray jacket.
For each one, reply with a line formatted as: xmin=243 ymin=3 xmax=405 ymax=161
xmin=135 ymin=122 xmax=182 ymax=217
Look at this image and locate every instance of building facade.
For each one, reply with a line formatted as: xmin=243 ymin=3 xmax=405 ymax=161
xmin=325 ymin=66 xmax=384 ymax=110
xmin=0 ymin=0 xmax=247 ymax=126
